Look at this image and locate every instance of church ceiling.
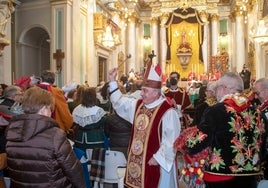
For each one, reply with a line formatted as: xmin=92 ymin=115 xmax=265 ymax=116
xmin=17 ymin=0 xmax=258 ymax=19
xmin=100 ymin=0 xmax=257 ymax=18
xmin=137 ymin=0 xmax=232 ymax=10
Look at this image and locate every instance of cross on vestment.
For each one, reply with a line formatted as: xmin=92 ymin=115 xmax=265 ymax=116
xmin=53 ymin=49 xmax=65 ymax=72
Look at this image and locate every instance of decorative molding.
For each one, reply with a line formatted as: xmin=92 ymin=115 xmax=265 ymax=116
xmin=160 ymin=13 xmax=169 ymax=26
xmin=210 ymin=13 xmax=219 ymax=21
xmin=198 ymin=10 xmax=209 ymax=22
xmin=151 ymin=17 xmax=158 ymax=25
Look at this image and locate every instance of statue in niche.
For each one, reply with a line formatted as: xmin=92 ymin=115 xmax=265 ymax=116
xmin=0 ymin=0 xmax=14 ymax=53
xmin=176 ymin=28 xmax=192 ymax=69
xmin=181 ymin=28 xmax=186 ymax=44
xmin=0 ymin=0 xmax=14 ymax=38
xmin=177 ymin=28 xmax=192 ymax=54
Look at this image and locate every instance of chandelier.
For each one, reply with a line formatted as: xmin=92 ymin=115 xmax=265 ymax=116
xmin=93 ymin=13 xmax=121 ymax=48
xmin=102 ymin=25 xmax=115 ymax=48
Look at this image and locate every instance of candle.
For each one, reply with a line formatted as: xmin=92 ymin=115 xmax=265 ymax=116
xmin=198 ymin=63 xmax=200 ymax=80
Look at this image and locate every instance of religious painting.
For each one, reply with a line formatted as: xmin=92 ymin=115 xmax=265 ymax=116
xmin=209 ymin=55 xmax=228 ymax=76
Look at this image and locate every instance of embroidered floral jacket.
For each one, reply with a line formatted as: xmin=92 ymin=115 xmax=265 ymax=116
xmin=259 ymin=100 xmax=268 ymax=179
xmin=186 ymin=94 xmax=265 ymax=176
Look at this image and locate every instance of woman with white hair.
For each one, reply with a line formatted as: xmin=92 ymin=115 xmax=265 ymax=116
xmin=193 ymin=81 xmax=217 ymax=125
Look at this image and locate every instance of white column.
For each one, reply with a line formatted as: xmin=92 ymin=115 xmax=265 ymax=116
xmin=127 ymin=15 xmax=136 ymax=73
xmin=160 ymin=14 xmax=169 ymax=74
xmin=230 ymin=17 xmax=236 ymax=72
xmin=135 ymin=19 xmax=141 ymax=72
xmin=255 ymin=43 xmax=262 ymax=79
xmin=151 ymin=17 xmax=159 ymax=65
xmin=235 ymin=11 xmax=246 ymax=72
xmin=211 ymin=14 xmax=219 ymax=56
xmin=86 ymin=0 xmax=97 ymax=85
xmin=202 ymin=24 xmax=209 ymax=73
xmin=256 ymin=44 xmax=268 ymax=79
xmin=199 ymin=11 xmax=209 ymax=74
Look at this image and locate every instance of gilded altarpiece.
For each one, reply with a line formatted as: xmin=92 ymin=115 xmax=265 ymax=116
xmin=165 ymin=8 xmax=205 ymax=80
xmin=169 ymin=22 xmax=202 ymax=79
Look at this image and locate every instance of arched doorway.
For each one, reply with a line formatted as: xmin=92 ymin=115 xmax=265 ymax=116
xmin=16 ymin=27 xmax=50 ymax=79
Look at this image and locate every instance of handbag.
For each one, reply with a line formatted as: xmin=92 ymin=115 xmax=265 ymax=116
xmin=0 ymin=153 xmax=7 ymax=170
xmin=66 ymin=122 xmax=79 ymax=141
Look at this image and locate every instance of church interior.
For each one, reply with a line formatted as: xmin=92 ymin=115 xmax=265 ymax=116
xmin=0 ymin=0 xmax=268 ymax=87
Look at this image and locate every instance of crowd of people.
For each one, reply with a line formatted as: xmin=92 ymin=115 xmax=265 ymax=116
xmin=0 ymin=64 xmax=267 ymax=188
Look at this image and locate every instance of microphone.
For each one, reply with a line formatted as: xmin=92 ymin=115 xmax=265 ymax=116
xmin=118 ymin=54 xmax=131 ymax=68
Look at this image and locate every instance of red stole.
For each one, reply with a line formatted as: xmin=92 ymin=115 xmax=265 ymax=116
xmin=125 ymin=99 xmax=172 ymax=188
xmin=165 ymin=88 xmax=191 ymax=110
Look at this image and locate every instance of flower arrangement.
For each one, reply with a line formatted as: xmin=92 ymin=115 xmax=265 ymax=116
xmin=174 ymin=126 xmax=209 ymax=188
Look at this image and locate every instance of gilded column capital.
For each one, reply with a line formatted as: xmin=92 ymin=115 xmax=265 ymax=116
xmin=210 ymin=13 xmax=219 ymax=22
xmin=229 ymin=14 xmax=235 ymax=23
xmin=232 ymin=6 xmax=245 ymax=17
xmin=128 ymin=14 xmax=137 ymax=24
xmin=135 ymin=18 xmax=141 ymax=27
xmin=198 ymin=10 xmax=209 ymax=23
xmin=151 ymin=17 xmax=159 ymax=25
xmin=160 ymin=13 xmax=169 ymax=27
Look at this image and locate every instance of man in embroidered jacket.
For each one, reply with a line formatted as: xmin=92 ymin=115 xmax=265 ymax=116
xmin=108 ymin=63 xmax=180 ymax=188
xmin=253 ymin=77 xmax=268 ymax=180
xmin=186 ymin=72 xmax=265 ymax=188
